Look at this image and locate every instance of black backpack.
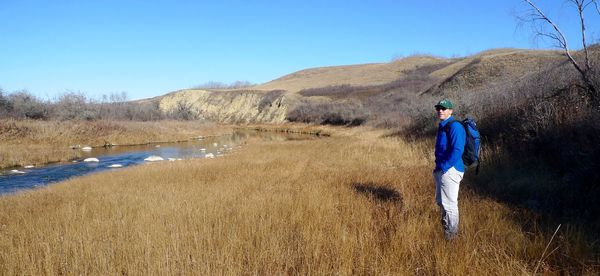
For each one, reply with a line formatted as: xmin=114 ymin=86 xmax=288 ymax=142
xmin=444 ymin=117 xmax=481 ymax=174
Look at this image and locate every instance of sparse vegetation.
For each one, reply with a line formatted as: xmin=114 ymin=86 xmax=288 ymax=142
xmin=192 ymin=80 xmax=254 ymax=90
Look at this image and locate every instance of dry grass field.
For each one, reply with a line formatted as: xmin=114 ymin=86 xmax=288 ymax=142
xmin=252 ymin=55 xmax=446 ymax=93
xmin=249 ymin=49 xmax=564 ymax=94
xmin=0 ymin=126 xmax=597 ymax=275
xmin=0 ymin=120 xmax=229 ymax=169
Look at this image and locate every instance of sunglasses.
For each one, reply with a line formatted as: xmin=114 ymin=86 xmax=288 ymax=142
xmin=435 ymin=107 xmax=447 ymax=111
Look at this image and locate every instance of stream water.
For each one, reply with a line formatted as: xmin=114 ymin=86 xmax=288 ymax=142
xmin=0 ymin=130 xmax=316 ymax=195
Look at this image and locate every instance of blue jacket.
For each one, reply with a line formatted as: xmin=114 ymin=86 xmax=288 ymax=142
xmin=435 ymin=116 xmax=466 ymax=173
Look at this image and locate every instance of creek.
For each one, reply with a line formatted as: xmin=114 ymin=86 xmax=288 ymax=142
xmin=0 ymin=130 xmax=316 ymax=195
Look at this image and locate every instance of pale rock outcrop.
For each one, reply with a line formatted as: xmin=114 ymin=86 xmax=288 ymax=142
xmin=159 ymin=89 xmax=298 ymax=124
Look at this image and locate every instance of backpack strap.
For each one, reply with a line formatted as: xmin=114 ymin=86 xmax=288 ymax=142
xmin=443 ymin=118 xmax=460 ymax=135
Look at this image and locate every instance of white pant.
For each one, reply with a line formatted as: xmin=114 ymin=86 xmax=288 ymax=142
xmin=433 ymin=167 xmax=464 ymax=238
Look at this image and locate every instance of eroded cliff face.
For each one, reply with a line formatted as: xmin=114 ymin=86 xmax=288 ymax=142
xmin=159 ymin=89 xmax=298 ymax=123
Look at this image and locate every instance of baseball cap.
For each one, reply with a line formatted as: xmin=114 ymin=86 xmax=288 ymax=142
xmin=435 ymin=99 xmax=454 ymax=109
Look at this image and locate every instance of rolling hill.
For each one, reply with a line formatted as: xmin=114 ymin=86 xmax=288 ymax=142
xmin=154 ymin=48 xmax=570 ymax=124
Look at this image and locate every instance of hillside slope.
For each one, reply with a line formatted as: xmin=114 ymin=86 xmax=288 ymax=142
xmin=252 ymin=55 xmax=445 ymax=92
xmin=155 ymin=48 xmax=568 ymax=124
xmin=423 ymin=49 xmax=565 ymax=95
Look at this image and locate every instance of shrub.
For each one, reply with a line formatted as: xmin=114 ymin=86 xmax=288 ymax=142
xmin=0 ymin=89 xmax=12 ymax=116
xmin=53 ymin=91 xmax=99 ymax=121
xmin=287 ymin=100 xmax=369 ymax=126
xmin=299 ymin=85 xmax=355 ymax=98
xmin=94 ymin=92 xmax=164 ymax=121
xmin=257 ymin=90 xmax=285 ymax=112
xmin=128 ymin=101 xmax=164 ymax=121
xmin=7 ymin=91 xmax=48 ymax=119
xmin=166 ymin=100 xmax=200 ymax=121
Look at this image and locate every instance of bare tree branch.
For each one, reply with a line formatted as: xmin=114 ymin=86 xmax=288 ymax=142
xmin=537 ymin=33 xmax=563 ymax=47
xmin=574 ymin=0 xmax=592 ymax=71
xmin=522 ymin=0 xmax=598 ymax=105
xmin=582 ymin=0 xmax=594 ymax=9
xmin=523 ymin=0 xmax=585 ymax=75
xmin=583 ymin=0 xmax=600 ymax=13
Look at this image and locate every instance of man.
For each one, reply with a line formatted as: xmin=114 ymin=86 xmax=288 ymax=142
xmin=433 ymin=99 xmax=466 ymax=240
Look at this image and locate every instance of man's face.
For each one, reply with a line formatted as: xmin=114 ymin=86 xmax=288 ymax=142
xmin=436 ymin=106 xmax=453 ymax=121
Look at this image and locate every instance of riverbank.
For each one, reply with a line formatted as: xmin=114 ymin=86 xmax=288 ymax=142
xmin=0 ymin=120 xmax=233 ymax=169
xmin=0 ymin=126 xmax=596 ymax=274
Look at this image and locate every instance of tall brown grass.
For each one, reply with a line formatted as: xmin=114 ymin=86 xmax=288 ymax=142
xmin=0 ymin=127 xmax=597 ymax=274
xmin=0 ymin=120 xmax=229 ymax=169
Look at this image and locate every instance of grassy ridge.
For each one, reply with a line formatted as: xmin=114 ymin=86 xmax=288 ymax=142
xmin=0 ymin=120 xmax=229 ymax=169
xmin=0 ymin=128 xmax=596 ymax=274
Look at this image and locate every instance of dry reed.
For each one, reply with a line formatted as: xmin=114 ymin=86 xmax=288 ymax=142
xmin=0 ymin=127 xmax=597 ymax=275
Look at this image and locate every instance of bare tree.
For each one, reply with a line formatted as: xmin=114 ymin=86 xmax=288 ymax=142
xmin=192 ymin=81 xmax=254 ymax=90
xmin=7 ymin=90 xmax=48 ymax=119
xmin=53 ymin=91 xmax=99 ymax=121
xmin=0 ymin=88 xmax=11 ymax=117
xmin=522 ymin=0 xmax=599 ymax=103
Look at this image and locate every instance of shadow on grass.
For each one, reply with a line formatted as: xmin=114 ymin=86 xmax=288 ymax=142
xmin=464 ymin=160 xmax=600 ymax=232
xmin=462 ymin=160 xmax=600 ymax=271
xmin=352 ymin=182 xmax=403 ymax=205
xmin=352 ymin=182 xmax=403 ymax=247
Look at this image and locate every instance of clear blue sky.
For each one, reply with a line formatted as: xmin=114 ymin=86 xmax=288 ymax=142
xmin=1 ymin=0 xmax=599 ymax=100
